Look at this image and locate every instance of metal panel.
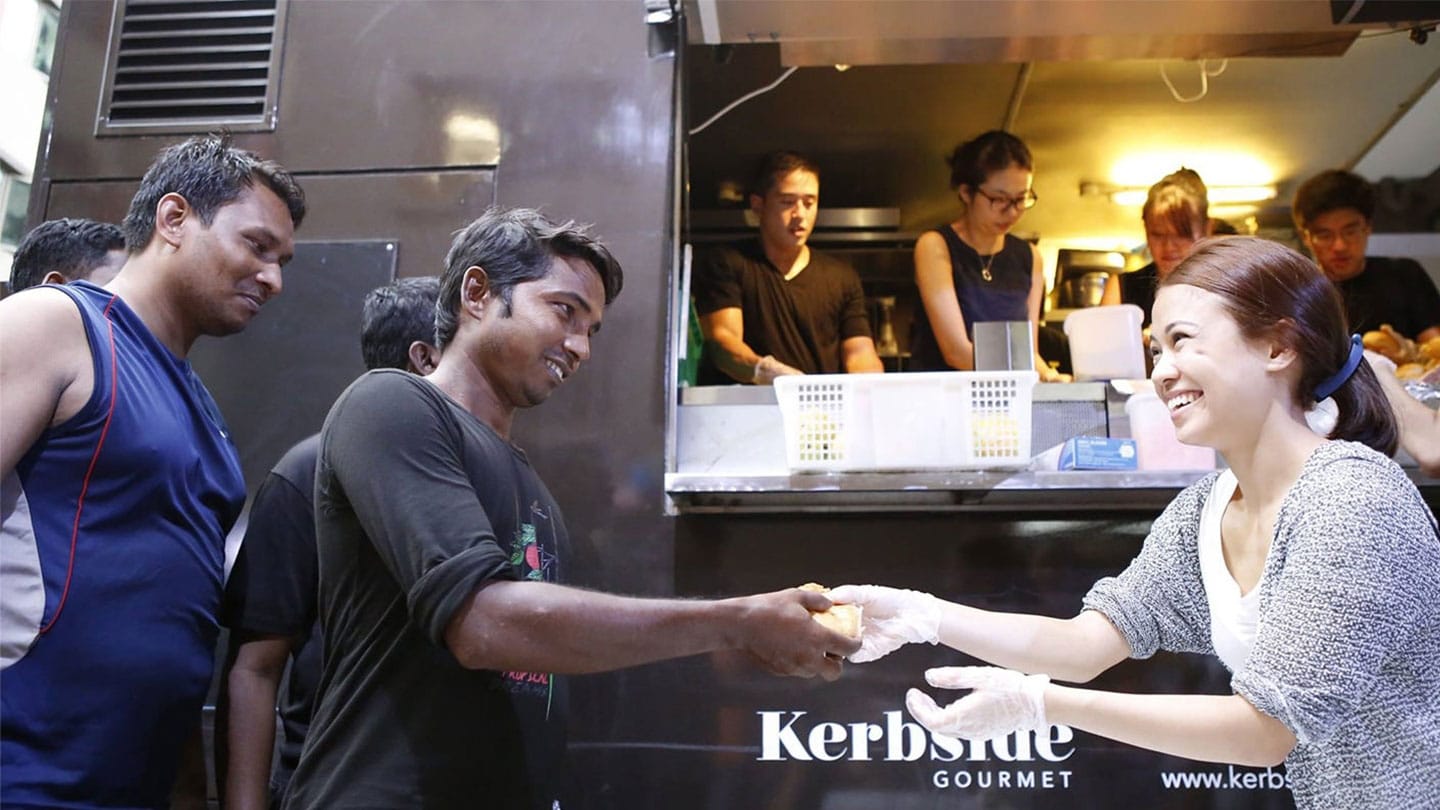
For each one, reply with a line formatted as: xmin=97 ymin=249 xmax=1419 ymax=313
xmin=688 ymin=0 xmax=1360 ymax=44
xmin=781 ymin=31 xmax=1356 ymax=67
xmin=189 ymin=240 xmax=396 ymax=500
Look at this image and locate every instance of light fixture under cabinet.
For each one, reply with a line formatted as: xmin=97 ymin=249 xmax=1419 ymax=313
xmin=1083 ymin=182 xmax=1277 ymax=207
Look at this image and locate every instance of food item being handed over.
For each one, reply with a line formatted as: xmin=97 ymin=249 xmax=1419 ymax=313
xmin=799 ymin=583 xmax=863 ymax=638
xmin=1364 ymin=324 xmax=1440 ymax=380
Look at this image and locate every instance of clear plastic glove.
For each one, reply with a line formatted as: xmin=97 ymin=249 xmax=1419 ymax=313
xmin=754 ymin=355 xmax=804 ymax=385
xmin=905 ymin=666 xmax=1049 ymax=740
xmin=826 ymin=584 xmax=943 ymax=663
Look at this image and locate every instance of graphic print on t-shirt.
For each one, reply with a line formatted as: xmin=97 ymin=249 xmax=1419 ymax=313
xmin=503 ymin=501 xmax=559 ymax=711
xmin=507 ymin=501 xmax=556 ymax=581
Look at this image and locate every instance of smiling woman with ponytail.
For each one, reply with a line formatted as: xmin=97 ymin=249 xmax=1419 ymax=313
xmin=833 ymin=236 xmax=1439 ymax=810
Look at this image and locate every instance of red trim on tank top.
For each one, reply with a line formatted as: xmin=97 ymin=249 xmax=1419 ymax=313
xmin=39 ymin=295 xmax=120 ymax=634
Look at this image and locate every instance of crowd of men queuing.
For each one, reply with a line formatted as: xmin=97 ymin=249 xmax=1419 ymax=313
xmin=0 ymin=134 xmax=1436 ymax=808
xmin=0 ymin=135 xmax=856 ymax=810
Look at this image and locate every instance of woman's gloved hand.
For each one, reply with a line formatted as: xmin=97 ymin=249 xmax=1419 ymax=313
xmin=826 ymin=585 xmax=943 ymax=663
xmin=905 ymin=666 xmax=1050 ymax=740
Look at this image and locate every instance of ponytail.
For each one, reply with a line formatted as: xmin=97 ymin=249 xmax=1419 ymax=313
xmin=1327 ymin=359 xmax=1398 ymax=454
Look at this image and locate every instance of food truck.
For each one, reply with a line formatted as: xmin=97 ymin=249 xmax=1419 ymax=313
xmin=19 ymin=0 xmax=1440 ymax=806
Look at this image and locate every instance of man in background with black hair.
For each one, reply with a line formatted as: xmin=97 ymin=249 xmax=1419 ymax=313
xmin=218 ymin=276 xmax=442 ymax=810
xmin=1294 ymin=168 xmax=1440 ymax=344
xmin=7 ymin=217 xmax=127 ymax=291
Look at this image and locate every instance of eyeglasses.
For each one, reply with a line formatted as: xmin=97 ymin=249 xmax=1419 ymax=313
xmin=1304 ymin=222 xmax=1368 ymax=247
xmin=973 ymin=187 xmax=1038 ymax=214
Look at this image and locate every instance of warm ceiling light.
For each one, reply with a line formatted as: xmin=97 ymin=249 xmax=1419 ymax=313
xmin=1108 ymin=189 xmax=1149 ymax=206
xmin=1106 ymin=184 xmax=1277 ymax=207
xmin=1207 ymin=185 xmax=1277 ymax=204
xmin=1109 ymin=152 xmax=1275 ymax=188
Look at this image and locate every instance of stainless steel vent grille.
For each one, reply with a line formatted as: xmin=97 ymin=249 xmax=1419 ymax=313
xmin=97 ymin=0 xmax=288 ymax=135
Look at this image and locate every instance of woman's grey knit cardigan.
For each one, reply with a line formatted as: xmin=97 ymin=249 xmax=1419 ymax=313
xmin=1084 ymin=441 xmax=1440 ymax=810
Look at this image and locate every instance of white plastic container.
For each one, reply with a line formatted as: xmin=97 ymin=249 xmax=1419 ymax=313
xmin=773 ymin=371 xmax=1039 ymax=472
xmin=1064 ymin=305 xmax=1146 ymax=381
xmin=1124 ymin=390 xmax=1217 ymax=471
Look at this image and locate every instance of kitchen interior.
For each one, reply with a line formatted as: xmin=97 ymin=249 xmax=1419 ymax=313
xmin=668 ymin=0 xmax=1440 ymax=505
xmin=661 ymin=8 xmax=1439 ymax=802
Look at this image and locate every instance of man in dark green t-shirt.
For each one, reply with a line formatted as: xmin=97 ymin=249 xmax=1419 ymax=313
xmin=284 ymin=208 xmax=859 ymax=810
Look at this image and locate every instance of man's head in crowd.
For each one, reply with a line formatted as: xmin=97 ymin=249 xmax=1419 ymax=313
xmin=9 ymin=218 xmax=127 ymax=291
xmin=749 ymin=151 xmax=822 ymax=255
xmin=361 ymin=276 xmax=443 ymax=374
xmin=1292 ymin=169 xmax=1375 ymax=283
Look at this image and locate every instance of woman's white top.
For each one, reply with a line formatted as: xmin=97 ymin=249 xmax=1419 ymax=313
xmin=1197 ymin=469 xmax=1262 ymax=673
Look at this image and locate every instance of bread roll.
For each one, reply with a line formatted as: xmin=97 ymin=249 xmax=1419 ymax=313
xmin=1363 ymin=330 xmax=1404 ymax=363
xmin=798 ymin=583 xmax=862 ymax=639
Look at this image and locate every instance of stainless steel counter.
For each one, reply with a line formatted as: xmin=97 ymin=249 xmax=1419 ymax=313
xmin=666 ymin=467 xmax=1440 ymax=513
xmin=668 ymin=382 xmax=1440 ymax=514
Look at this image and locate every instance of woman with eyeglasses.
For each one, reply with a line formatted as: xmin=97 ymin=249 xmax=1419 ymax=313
xmin=1100 ymin=168 xmax=1209 ymax=332
xmin=908 ymin=130 xmax=1060 ymax=379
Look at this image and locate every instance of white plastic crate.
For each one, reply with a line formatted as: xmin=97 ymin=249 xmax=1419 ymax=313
xmin=774 ymin=371 xmax=1039 ymax=472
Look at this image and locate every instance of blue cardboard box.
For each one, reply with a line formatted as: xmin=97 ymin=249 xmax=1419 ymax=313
xmin=1058 ymin=436 xmax=1137 ymax=471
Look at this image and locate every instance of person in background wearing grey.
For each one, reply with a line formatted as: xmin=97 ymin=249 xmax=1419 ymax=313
xmin=284 ymin=207 xmax=858 ymax=810
xmin=836 ymin=237 xmax=1438 ymax=810
xmin=217 ymin=276 xmax=442 ymax=810
xmin=7 ymin=217 xmax=127 ymax=292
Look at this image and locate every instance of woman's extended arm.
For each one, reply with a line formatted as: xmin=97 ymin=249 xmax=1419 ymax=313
xmin=937 ymin=603 xmax=1130 ymax=683
xmin=1046 ymin=686 xmax=1296 ymax=766
xmin=829 ymin=585 xmax=1131 ymax=683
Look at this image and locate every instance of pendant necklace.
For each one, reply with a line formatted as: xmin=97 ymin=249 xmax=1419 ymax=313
xmin=979 ymin=251 xmax=996 ymax=282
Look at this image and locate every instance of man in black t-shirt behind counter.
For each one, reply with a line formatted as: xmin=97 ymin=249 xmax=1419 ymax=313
xmin=694 ymin=151 xmax=884 ymax=384
xmin=282 ymin=208 xmax=859 ymax=810
xmin=1293 ymin=169 xmax=1440 ymax=344
xmin=217 ymin=276 xmax=442 ymax=810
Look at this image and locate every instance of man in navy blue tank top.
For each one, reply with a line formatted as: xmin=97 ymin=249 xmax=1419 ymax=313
xmin=0 ymin=135 xmax=306 ymax=809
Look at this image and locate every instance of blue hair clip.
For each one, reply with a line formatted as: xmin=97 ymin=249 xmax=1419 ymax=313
xmin=1314 ymin=334 xmax=1364 ymax=401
